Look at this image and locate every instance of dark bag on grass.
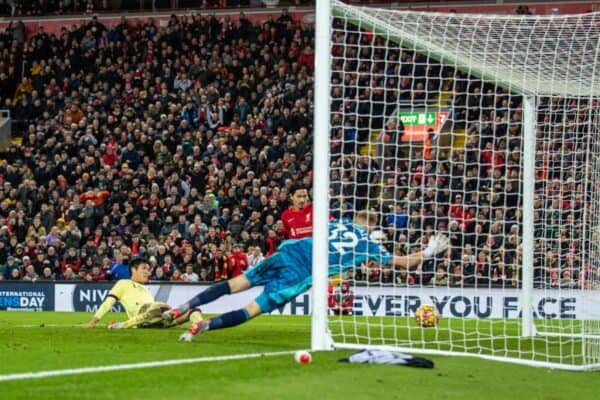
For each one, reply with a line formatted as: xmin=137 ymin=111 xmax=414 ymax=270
xmin=338 ymin=349 xmax=434 ymax=368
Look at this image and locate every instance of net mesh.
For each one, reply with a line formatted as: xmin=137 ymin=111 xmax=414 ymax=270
xmin=326 ymin=0 xmax=600 ymax=369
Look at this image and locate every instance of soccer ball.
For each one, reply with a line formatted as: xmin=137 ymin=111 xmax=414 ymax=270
xmin=294 ymin=350 xmax=312 ymax=364
xmin=414 ymin=304 xmax=440 ymax=328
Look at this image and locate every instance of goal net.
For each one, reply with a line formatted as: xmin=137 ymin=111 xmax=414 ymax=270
xmin=312 ymin=0 xmax=600 ymax=370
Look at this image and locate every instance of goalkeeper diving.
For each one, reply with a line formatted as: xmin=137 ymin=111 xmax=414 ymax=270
xmin=164 ymin=210 xmax=449 ymax=341
xmin=87 ymin=258 xmax=202 ymax=329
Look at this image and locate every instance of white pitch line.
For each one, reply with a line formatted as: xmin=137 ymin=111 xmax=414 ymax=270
xmin=7 ymin=322 xmax=311 ymax=329
xmin=0 ymin=350 xmax=298 ymax=382
xmin=11 ymin=324 xmax=79 ymax=328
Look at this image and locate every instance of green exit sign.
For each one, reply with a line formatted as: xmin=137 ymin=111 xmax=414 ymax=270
xmin=399 ymin=112 xmax=437 ymax=126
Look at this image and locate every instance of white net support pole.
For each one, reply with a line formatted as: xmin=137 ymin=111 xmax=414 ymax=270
xmin=311 ymin=0 xmax=333 ymax=351
xmin=521 ymin=95 xmax=536 ymax=338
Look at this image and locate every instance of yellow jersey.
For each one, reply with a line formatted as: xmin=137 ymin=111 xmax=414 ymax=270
xmin=93 ymin=279 xmax=154 ymax=321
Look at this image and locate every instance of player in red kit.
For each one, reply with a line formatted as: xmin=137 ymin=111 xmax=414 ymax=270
xmin=281 ymin=183 xmax=313 ymax=239
xmin=280 ymin=183 xmax=343 ymax=285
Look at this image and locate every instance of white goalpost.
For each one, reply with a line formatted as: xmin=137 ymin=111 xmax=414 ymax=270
xmin=311 ymin=0 xmax=333 ymax=352
xmin=312 ymin=0 xmax=600 ymax=370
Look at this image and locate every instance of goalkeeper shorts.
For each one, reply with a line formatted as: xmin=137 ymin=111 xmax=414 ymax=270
xmin=245 ymin=253 xmax=312 ymax=313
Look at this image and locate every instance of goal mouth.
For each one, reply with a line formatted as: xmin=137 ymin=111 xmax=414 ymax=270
xmin=312 ymin=0 xmax=600 ymax=371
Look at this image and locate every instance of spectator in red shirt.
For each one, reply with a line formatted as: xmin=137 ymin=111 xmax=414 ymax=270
xmin=281 ymin=183 xmax=313 ymax=239
xmin=213 ymin=248 xmax=229 ymax=281
xmin=89 ymin=265 xmax=107 ymax=282
xmin=448 ymin=194 xmax=465 ymax=224
xmin=328 ymin=281 xmax=354 ymax=315
xmin=228 ymin=244 xmax=249 ymax=278
xmin=61 ymin=247 xmax=82 ymax=273
xmin=298 ymin=45 xmax=315 ymax=70
xmin=101 ymin=144 xmax=118 ymax=167
xmin=480 ymin=141 xmax=504 ymax=172
xmin=265 ymin=229 xmax=280 ymax=256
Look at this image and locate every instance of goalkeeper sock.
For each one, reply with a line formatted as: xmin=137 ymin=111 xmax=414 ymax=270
xmin=208 ymin=309 xmax=250 ymax=331
xmin=184 ymin=281 xmax=231 ymax=311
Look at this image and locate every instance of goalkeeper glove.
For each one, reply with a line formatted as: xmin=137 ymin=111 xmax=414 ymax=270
xmin=423 ymin=234 xmax=449 ymax=259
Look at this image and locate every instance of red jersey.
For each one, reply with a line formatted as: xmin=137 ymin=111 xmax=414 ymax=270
xmin=298 ymin=51 xmax=315 ymax=69
xmin=281 ymin=204 xmax=313 ymax=239
xmin=102 ymin=152 xmax=117 ymax=167
xmin=265 ymin=236 xmax=280 ymax=256
xmin=227 ymin=250 xmax=249 ymax=278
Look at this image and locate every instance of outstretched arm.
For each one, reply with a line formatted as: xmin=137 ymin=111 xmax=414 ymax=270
xmin=390 ymin=234 xmax=449 ymax=271
xmin=391 ymin=252 xmax=427 ymax=270
xmin=87 ymin=281 xmax=124 ymax=328
xmin=87 ymin=295 xmax=117 ymax=327
xmin=107 ymin=311 xmax=147 ymax=329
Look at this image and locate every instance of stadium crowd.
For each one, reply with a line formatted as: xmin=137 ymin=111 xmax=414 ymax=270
xmin=0 ymin=10 xmax=316 ymax=283
xmin=0 ymin=1 xmax=255 ymax=17
xmin=0 ymin=8 xmax=591 ymax=290
xmin=327 ymin=16 xmax=592 ymax=290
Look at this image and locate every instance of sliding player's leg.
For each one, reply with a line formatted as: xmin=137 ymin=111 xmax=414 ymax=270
xmin=163 ymin=273 xmax=252 ymax=321
xmin=173 ymin=308 xmax=204 ymax=326
xmin=108 ymin=302 xmax=171 ymax=329
xmin=164 ymin=253 xmax=284 ymax=322
xmin=179 ymin=275 xmax=312 ymax=341
xmin=179 ymin=301 xmax=263 ymax=342
xmin=109 ymin=303 xmax=205 ymax=329
xmin=160 ymin=307 xmax=205 ymax=328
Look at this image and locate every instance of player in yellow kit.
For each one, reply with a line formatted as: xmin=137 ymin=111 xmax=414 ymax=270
xmin=86 ymin=259 xmax=202 ymax=329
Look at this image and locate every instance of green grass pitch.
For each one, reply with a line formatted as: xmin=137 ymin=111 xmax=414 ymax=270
xmin=0 ymin=312 xmax=597 ymax=400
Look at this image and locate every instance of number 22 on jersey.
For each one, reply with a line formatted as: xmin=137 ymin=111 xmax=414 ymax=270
xmin=328 ymin=223 xmax=359 ymax=255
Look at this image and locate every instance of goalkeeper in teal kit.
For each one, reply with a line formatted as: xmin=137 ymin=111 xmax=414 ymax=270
xmin=163 ymin=210 xmax=449 ymax=342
